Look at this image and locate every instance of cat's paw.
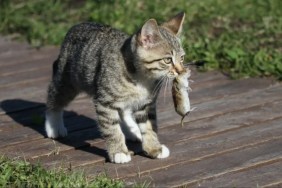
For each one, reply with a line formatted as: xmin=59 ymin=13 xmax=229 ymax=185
xmin=45 ymin=111 xmax=68 ymax=138
xmin=112 ymin=152 xmax=132 ymax=164
xmin=45 ymin=122 xmax=68 ymax=138
xmin=157 ymin=145 xmax=170 ymax=159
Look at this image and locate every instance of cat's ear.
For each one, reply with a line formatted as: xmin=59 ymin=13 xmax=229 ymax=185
xmin=138 ymin=19 xmax=162 ymax=49
xmin=162 ymin=12 xmax=185 ymax=36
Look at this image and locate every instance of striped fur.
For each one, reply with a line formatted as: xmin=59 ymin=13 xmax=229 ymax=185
xmin=45 ymin=12 xmax=186 ymax=163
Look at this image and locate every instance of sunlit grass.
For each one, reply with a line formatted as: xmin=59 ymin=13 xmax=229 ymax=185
xmin=0 ymin=156 xmax=123 ymax=187
xmin=0 ymin=0 xmax=281 ymax=79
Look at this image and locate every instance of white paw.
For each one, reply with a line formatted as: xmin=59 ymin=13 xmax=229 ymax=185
xmin=45 ymin=121 xmax=58 ymax=138
xmin=45 ymin=110 xmax=68 ymax=138
xmin=157 ymin=145 xmax=170 ymax=159
xmin=113 ymin=152 xmax=131 ymax=164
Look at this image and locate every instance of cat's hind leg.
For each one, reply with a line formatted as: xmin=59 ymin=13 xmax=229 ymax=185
xmin=45 ymin=62 xmax=78 ymax=139
xmin=96 ymin=103 xmax=132 ymax=163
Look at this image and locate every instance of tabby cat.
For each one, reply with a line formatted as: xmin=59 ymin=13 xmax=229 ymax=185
xmin=45 ymin=12 xmax=187 ymax=163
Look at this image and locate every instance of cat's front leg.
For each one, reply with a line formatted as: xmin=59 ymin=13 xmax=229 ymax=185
xmin=135 ymin=104 xmax=170 ymax=159
xmin=96 ymin=104 xmax=132 ymax=163
xmin=121 ymin=110 xmax=142 ymax=142
xmin=138 ymin=120 xmax=170 ymax=159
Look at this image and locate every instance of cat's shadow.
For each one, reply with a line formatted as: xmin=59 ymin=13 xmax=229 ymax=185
xmin=1 ymin=99 xmax=143 ymax=163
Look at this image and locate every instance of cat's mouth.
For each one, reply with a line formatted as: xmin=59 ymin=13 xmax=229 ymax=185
xmin=167 ymin=71 xmax=178 ymax=79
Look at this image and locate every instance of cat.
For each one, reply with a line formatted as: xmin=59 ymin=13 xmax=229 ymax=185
xmin=45 ymin=12 xmax=187 ymax=163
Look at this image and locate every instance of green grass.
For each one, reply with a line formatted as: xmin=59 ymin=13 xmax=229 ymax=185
xmin=0 ymin=156 xmax=123 ymax=188
xmin=1 ymin=0 xmax=282 ymax=79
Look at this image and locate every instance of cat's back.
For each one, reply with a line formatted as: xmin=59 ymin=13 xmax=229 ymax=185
xmin=57 ymin=22 xmax=130 ymax=93
xmin=62 ymin=22 xmax=128 ymax=51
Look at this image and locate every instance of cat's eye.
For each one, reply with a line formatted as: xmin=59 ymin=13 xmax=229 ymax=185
xmin=180 ymin=55 xmax=185 ymax=62
xmin=163 ymin=57 xmax=172 ymax=64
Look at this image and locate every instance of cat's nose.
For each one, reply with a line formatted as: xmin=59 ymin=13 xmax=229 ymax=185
xmin=174 ymin=63 xmax=184 ymax=74
xmin=171 ymin=69 xmax=178 ymax=76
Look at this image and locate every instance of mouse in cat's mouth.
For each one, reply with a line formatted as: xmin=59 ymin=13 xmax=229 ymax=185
xmin=172 ymin=60 xmax=205 ymax=126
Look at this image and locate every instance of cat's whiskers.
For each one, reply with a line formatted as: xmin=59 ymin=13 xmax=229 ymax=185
xmin=168 ymin=77 xmax=173 ymax=91
xmin=152 ymin=83 xmax=163 ymax=99
xmin=163 ymin=77 xmax=169 ymax=103
xmin=152 ymin=76 xmax=166 ymax=98
xmin=152 ymin=76 xmax=164 ymax=94
xmin=152 ymin=77 xmax=166 ymax=98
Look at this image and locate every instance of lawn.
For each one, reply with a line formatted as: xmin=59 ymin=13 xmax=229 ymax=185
xmin=1 ymin=0 xmax=281 ymax=79
xmin=1 ymin=0 xmax=282 ymax=79
xmin=0 ymin=156 xmax=124 ymax=188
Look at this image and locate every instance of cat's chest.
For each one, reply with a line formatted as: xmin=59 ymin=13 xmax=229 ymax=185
xmin=123 ymin=84 xmax=151 ymax=110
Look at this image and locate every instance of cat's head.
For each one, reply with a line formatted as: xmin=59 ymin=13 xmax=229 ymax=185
xmin=134 ymin=12 xmax=186 ymax=79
